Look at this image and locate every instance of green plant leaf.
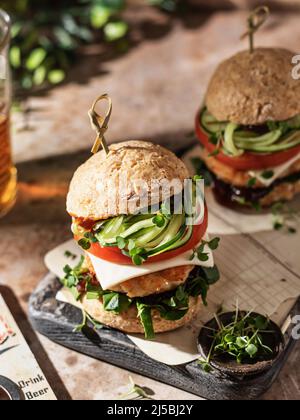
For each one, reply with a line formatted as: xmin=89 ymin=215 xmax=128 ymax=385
xmin=247 ymin=177 xmax=257 ymax=188
xmin=25 ymin=48 xmax=47 ymax=71
xmin=225 ymin=334 xmax=235 ymax=344
xmin=33 ymin=66 xmax=46 ymax=85
xmin=128 ymin=239 xmax=136 ymax=251
xmin=10 ymin=46 xmax=21 ymax=68
xmin=116 ymin=236 xmax=127 ymax=250
xmin=197 ymin=251 xmax=209 ymax=262
xmin=197 ymin=358 xmax=213 ymax=373
xmin=11 ymin=22 xmax=22 ymax=38
xmin=61 ymin=14 xmax=79 ymax=35
xmin=21 ymin=74 xmax=33 ymax=90
xmin=136 ymin=302 xmax=154 ymax=340
xmin=77 ymin=27 xmax=93 ymax=42
xmin=104 ymin=21 xmax=128 ymax=42
xmin=103 ymin=293 xmax=120 ymax=311
xmin=132 ymin=254 xmax=144 ymax=266
xmin=86 ymin=285 xmax=103 ymax=300
xmin=236 ymin=336 xmax=248 ymax=348
xmin=152 ymin=214 xmax=165 ymax=228
xmin=102 ymin=0 xmax=125 ymax=10
xmin=255 ymin=315 xmax=269 ymax=331
xmin=202 ymin=266 xmax=220 ymax=285
xmin=246 ymin=343 xmax=258 ymax=357
xmin=91 ymin=5 xmax=111 ymax=29
xmin=48 ymin=69 xmax=66 ymax=84
xmin=78 ymin=237 xmax=91 ymax=250
xmin=103 ymin=292 xmax=131 ymax=313
xmin=261 ymin=170 xmax=274 ymax=180
xmin=70 ymin=286 xmax=81 ymax=301
xmin=208 ymin=237 xmax=220 ymax=251
xmin=54 ymin=27 xmax=76 ymax=50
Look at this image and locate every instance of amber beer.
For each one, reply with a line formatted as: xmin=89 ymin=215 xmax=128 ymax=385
xmin=0 ymin=10 xmax=16 ymax=217
xmin=0 ymin=112 xmax=16 ymax=216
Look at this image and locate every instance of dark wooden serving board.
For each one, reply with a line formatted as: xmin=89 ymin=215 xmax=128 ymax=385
xmin=29 ymin=273 xmax=299 ymax=400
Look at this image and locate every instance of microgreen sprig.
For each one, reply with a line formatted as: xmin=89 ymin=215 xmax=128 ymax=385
xmin=191 ymin=157 xmax=214 ymax=187
xmin=74 ymin=308 xmax=103 ymax=333
xmin=190 ymin=237 xmax=220 ymax=262
xmin=198 ymin=309 xmax=275 ymax=372
xmin=118 ymin=377 xmax=154 ymax=400
xmin=247 ymin=177 xmax=257 ymax=188
xmin=64 ymin=250 xmax=77 ymax=260
xmin=272 ymin=202 xmax=299 ymax=234
xmin=261 ymin=170 xmax=275 ymax=180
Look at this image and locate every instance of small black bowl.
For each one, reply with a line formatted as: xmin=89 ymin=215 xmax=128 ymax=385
xmin=198 ymin=311 xmax=285 ymax=377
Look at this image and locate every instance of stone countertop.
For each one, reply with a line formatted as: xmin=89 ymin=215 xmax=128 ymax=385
xmin=1 ymin=7 xmax=300 ymax=400
xmin=12 ymin=7 xmax=300 ymax=163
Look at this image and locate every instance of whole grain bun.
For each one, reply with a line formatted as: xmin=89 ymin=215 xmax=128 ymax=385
xmin=67 ymin=141 xmax=189 ymax=220
xmin=205 ymin=48 xmax=300 ymax=125
xmin=81 ymin=295 xmax=201 ymax=334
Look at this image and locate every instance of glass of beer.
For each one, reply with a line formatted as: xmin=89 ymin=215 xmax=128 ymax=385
xmin=0 ymin=9 xmax=16 ymax=218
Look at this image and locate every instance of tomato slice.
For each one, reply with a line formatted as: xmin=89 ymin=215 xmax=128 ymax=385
xmin=78 ymin=207 xmax=208 ymax=266
xmin=195 ymin=111 xmax=300 ymax=171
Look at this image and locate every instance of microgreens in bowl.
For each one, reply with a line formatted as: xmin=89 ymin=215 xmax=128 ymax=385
xmin=198 ymin=308 xmax=280 ymax=373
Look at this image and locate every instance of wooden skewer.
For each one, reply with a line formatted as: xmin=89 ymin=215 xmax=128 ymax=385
xmin=88 ymin=94 xmax=112 ymax=155
xmin=240 ymin=6 xmax=270 ymax=54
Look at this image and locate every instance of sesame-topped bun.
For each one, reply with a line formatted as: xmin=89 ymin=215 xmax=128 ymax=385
xmin=205 ymin=48 xmax=300 ymax=125
xmin=67 ymin=140 xmax=189 ymax=220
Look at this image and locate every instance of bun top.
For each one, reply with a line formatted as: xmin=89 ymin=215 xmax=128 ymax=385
xmin=205 ymin=48 xmax=300 ymax=125
xmin=67 ymin=140 xmax=189 ymax=220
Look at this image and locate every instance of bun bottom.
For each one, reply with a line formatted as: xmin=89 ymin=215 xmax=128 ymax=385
xmin=82 ymin=295 xmax=201 ymax=334
xmin=260 ymin=180 xmax=300 ymax=207
xmin=214 ymin=179 xmax=300 ymax=210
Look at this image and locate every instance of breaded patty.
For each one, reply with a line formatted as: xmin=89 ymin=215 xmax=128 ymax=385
xmin=260 ymin=179 xmax=300 ymax=207
xmin=85 ymin=254 xmax=194 ymax=298
xmin=200 ymin=148 xmax=300 ymax=188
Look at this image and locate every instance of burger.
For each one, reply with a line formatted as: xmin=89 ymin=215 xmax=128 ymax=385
xmin=63 ymin=141 xmax=220 ymax=339
xmin=195 ymin=48 xmax=300 ymax=211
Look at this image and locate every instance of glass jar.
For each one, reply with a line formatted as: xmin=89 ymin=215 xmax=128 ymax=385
xmin=0 ymin=9 xmax=16 ymax=218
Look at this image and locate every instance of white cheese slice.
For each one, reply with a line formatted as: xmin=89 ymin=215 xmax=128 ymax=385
xmin=88 ymin=235 xmax=214 ymax=290
xmin=248 ymin=152 xmax=300 ymax=187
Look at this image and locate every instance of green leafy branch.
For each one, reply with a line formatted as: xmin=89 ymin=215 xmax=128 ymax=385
xmin=7 ymin=0 xmax=128 ymax=95
xmin=4 ymin=0 xmax=180 ymax=97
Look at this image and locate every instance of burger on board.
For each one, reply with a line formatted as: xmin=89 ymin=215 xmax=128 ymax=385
xmin=63 ymin=141 xmax=220 ymax=339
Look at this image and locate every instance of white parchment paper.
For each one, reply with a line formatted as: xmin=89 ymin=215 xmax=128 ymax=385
xmin=46 ymin=235 xmax=300 ymax=365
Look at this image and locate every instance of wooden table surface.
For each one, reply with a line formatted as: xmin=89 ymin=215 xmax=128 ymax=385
xmin=1 ymin=6 xmax=300 ymax=400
